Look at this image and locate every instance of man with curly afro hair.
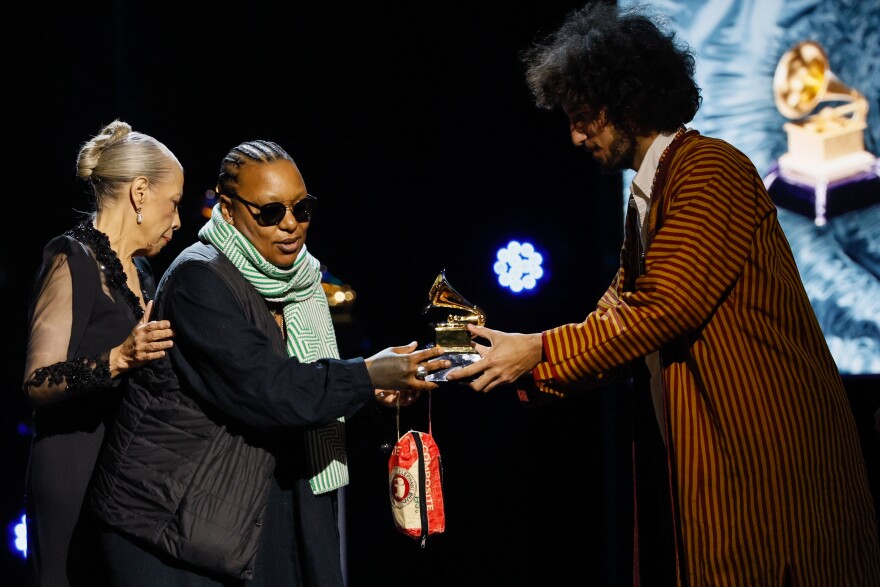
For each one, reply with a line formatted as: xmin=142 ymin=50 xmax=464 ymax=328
xmin=448 ymin=3 xmax=880 ymax=585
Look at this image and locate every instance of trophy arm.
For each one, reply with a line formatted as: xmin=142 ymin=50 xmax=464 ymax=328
xmin=446 ymin=310 xmax=486 ymax=327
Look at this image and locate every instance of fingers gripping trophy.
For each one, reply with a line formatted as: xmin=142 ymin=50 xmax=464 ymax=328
xmin=419 ymin=271 xmax=485 ymax=383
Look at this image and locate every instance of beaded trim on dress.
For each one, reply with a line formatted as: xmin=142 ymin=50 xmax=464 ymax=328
xmin=67 ymin=220 xmax=144 ymax=320
xmin=22 ymin=220 xmax=143 ymax=393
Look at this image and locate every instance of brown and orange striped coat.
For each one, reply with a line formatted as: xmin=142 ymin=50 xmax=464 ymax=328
xmin=531 ymin=131 xmax=880 ymax=586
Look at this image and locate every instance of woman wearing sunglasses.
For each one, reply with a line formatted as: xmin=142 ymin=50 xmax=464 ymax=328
xmin=22 ymin=120 xmax=182 ymax=587
xmin=90 ymin=139 xmax=449 ymax=586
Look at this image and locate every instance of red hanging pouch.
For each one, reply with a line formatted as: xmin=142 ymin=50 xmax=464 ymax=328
xmin=387 ymin=394 xmax=445 ymax=546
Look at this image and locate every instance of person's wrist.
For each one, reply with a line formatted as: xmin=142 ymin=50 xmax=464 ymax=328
xmin=108 ymin=346 xmax=129 ymax=378
xmin=530 ymin=332 xmax=546 ymax=365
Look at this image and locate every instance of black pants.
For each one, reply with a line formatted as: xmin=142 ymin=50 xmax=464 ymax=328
xmin=101 ymin=475 xmax=344 ymax=586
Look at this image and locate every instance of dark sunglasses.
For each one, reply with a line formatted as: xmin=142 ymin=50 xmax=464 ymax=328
xmin=226 ymin=192 xmax=317 ymax=225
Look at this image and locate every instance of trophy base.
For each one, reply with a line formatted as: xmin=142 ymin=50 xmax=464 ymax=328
xmin=424 ymin=352 xmax=482 ymax=383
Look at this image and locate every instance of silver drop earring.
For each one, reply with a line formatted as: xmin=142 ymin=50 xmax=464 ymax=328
xmin=136 ymin=207 xmax=143 ymax=225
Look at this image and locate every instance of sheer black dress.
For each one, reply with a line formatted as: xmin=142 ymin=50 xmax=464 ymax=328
xmin=22 ymin=221 xmax=154 ymax=587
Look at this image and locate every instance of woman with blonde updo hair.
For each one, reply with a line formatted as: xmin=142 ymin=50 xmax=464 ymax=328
xmin=22 ymin=119 xmax=183 ymax=586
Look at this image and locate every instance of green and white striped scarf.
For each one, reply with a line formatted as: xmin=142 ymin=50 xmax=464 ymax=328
xmin=199 ymin=204 xmax=348 ymax=494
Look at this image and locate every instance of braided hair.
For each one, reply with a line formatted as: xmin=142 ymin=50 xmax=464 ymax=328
xmin=216 ymin=140 xmax=294 ymax=196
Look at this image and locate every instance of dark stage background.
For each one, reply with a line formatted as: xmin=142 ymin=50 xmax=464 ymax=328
xmin=2 ymin=1 xmax=877 ymax=586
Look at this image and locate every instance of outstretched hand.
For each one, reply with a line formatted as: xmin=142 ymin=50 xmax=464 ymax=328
xmin=365 ymin=342 xmax=451 ymax=398
xmin=110 ymin=300 xmax=175 ymax=377
xmin=444 ymin=324 xmax=544 ymax=392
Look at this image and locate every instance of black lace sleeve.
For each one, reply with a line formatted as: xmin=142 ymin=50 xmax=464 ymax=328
xmin=24 ymin=352 xmax=113 ymax=394
xmin=24 ymin=225 xmax=149 ymax=405
xmin=23 ymin=235 xmax=118 ymax=404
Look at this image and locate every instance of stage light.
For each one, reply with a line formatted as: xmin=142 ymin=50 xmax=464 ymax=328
xmin=494 ymin=240 xmax=545 ymax=293
xmin=202 ymin=189 xmax=218 ymax=219
xmin=9 ymin=513 xmax=26 ymax=559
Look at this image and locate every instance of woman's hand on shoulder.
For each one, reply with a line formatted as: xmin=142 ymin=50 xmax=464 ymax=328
xmin=109 ymin=300 xmax=175 ymax=377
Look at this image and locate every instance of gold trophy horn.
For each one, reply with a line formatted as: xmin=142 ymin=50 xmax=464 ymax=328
xmin=420 ymin=271 xmax=486 ymax=382
xmin=772 ymin=40 xmax=873 ymax=188
xmin=424 ymin=272 xmax=485 ymax=326
xmin=773 ymin=40 xmax=867 ymax=123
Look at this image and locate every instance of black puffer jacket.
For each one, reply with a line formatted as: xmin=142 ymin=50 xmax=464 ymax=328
xmin=91 ymin=355 xmax=274 ymax=578
xmin=90 ymin=242 xmax=374 ymax=580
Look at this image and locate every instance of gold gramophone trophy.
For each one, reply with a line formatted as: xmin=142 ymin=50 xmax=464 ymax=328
xmin=421 ymin=271 xmax=486 ymax=383
xmin=773 ymin=40 xmax=874 ymax=190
